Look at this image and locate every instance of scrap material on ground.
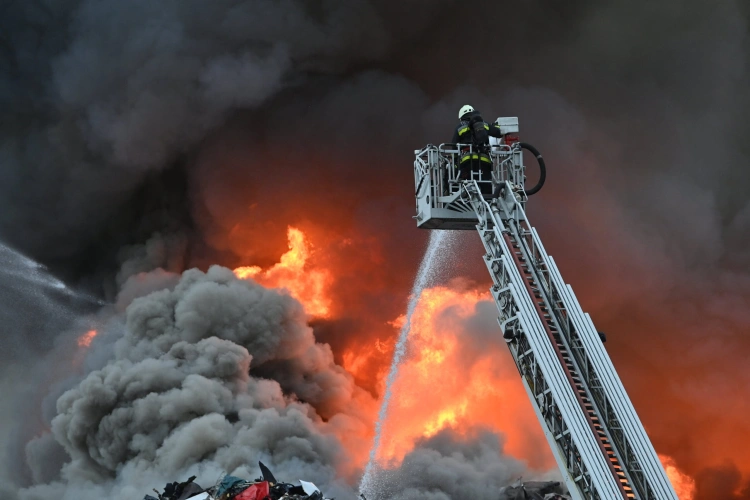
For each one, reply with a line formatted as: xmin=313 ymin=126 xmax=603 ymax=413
xmin=144 ymin=462 xmax=569 ymax=500
xmin=144 ymin=463 xmax=332 ymax=500
xmin=499 ymin=481 xmax=570 ymax=499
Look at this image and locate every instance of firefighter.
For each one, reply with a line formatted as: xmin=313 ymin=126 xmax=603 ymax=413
xmin=452 ymin=105 xmax=503 ymax=193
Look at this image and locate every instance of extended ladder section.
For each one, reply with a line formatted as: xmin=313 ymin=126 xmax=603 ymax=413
xmin=465 ymin=182 xmax=677 ymax=500
xmin=413 ymin=120 xmax=678 ymax=500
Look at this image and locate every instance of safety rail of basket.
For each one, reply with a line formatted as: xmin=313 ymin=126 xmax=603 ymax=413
xmin=413 ymin=143 xmax=525 ymax=207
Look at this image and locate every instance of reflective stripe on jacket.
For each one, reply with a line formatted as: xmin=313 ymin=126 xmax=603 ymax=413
xmin=451 ymin=114 xmax=503 ymax=144
xmin=456 ymin=123 xmax=489 ymax=141
xmin=459 ymin=152 xmax=492 ymax=164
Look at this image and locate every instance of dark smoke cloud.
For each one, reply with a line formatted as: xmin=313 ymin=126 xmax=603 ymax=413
xmin=3 ymin=0 xmax=750 ymax=497
xmin=695 ymin=463 xmax=750 ymax=500
xmin=0 ymin=0 xmax=391 ymax=275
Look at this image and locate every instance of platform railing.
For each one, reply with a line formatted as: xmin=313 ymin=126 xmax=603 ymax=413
xmin=414 ymin=143 xmax=524 ymax=209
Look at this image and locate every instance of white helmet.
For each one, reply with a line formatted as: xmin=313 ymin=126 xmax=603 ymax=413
xmin=458 ymin=104 xmax=474 ymax=119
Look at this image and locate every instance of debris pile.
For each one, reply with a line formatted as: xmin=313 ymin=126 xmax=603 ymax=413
xmin=500 ymin=481 xmax=570 ymax=500
xmin=141 ymin=457 xmax=570 ymax=500
xmin=144 ymin=462 xmax=333 ymax=500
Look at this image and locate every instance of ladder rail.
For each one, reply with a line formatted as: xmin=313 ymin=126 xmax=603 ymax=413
xmin=506 ymin=216 xmax=638 ymax=498
xmin=465 ymin=182 xmax=627 ymax=499
xmin=465 ymin=180 xmax=678 ymax=500
xmin=482 ymin=236 xmax=614 ymax=499
xmin=507 ymin=185 xmax=678 ymax=499
xmin=500 ymin=223 xmax=634 ymax=498
xmin=545 ymin=256 xmax=679 ymax=499
xmin=487 ymin=273 xmax=595 ymax=498
xmin=412 ymin=135 xmax=677 ymax=499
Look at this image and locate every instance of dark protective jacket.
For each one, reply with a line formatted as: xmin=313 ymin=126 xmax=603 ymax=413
xmin=451 ymin=112 xmax=503 ymax=145
xmin=452 ymin=112 xmax=504 ymax=170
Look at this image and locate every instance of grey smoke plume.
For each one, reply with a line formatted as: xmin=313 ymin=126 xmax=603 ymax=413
xmin=13 ymin=266 xmax=371 ymax=499
xmin=4 ymin=266 xmax=546 ymax=500
xmin=368 ymin=427 xmax=537 ymax=500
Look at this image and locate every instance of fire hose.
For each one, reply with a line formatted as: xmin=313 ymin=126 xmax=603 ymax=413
xmin=520 ymin=142 xmax=546 ymax=196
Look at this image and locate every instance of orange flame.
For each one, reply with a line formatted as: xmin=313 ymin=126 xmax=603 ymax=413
xmin=234 ymin=227 xmax=331 ymax=317
xmin=373 ymin=285 xmax=555 ymax=471
xmin=77 ymin=330 xmax=98 ymax=348
xmin=660 ymin=454 xmax=696 ymax=500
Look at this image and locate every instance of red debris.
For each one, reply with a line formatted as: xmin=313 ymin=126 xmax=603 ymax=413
xmin=234 ymin=482 xmax=270 ymax=500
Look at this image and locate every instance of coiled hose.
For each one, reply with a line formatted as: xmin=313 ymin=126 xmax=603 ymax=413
xmin=520 ymin=142 xmax=546 ymax=196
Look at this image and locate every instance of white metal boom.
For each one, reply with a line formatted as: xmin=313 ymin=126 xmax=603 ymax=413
xmin=413 ymin=120 xmax=678 ymax=500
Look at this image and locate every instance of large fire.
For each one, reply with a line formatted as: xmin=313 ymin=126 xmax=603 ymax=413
xmin=234 ymin=227 xmax=332 ymax=318
xmin=230 ymin=226 xmax=701 ymax=494
xmin=372 ymin=285 xmax=554 ymax=470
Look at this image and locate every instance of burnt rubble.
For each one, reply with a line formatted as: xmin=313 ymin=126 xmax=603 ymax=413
xmin=144 ymin=462 xmax=570 ymax=500
xmin=144 ymin=462 xmax=333 ymax=500
xmin=499 ymin=481 xmax=570 ymax=499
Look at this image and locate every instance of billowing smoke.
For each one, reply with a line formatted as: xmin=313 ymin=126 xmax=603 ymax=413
xmin=3 ymin=0 xmax=750 ymax=498
xmin=370 ymin=427 xmax=534 ymax=500
xmin=0 ymin=0 xmax=390 ymax=268
xmin=13 ymin=266 xmax=372 ymax=499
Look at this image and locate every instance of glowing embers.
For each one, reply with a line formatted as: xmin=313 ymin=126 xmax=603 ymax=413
xmin=234 ymin=227 xmax=332 ymax=318
xmin=77 ymin=329 xmax=98 ymax=348
xmin=375 ymin=285 xmax=554 ymax=471
xmin=660 ymin=454 xmax=696 ymax=500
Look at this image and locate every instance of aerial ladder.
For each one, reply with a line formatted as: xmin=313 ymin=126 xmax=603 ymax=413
xmin=413 ymin=118 xmax=678 ymax=500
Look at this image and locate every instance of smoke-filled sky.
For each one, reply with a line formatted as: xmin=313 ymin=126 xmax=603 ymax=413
xmin=2 ymin=1 xmax=750 ymax=499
